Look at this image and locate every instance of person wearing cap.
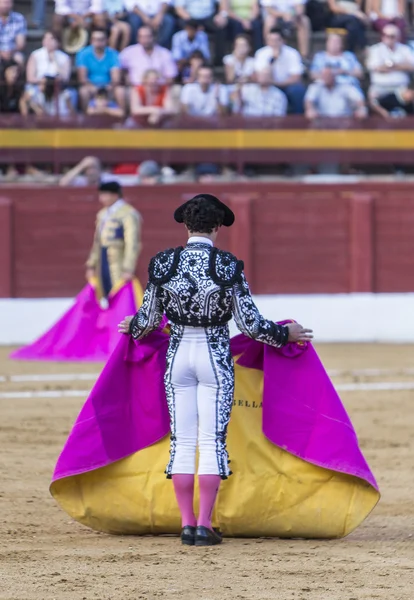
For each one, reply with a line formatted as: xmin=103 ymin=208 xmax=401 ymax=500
xmin=118 ymin=194 xmax=313 ymax=546
xmin=86 ymin=181 xmax=142 ymax=302
xmin=137 ymin=159 xmax=162 ymax=184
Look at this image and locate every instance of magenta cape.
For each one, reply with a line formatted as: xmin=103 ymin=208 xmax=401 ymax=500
xmin=52 ymin=330 xmax=378 ymax=491
xmin=10 ymin=282 xmax=140 ymax=362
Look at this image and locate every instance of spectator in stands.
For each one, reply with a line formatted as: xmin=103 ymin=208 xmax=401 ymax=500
xmin=100 ymin=0 xmax=131 ymax=50
xmin=310 ymin=32 xmax=363 ymax=88
xmin=224 ymin=33 xmax=255 ymax=84
xmin=366 ymin=24 xmax=414 ymax=99
xmin=327 ymin=0 xmax=368 ymax=52
xmin=26 ymin=31 xmax=71 ymax=90
xmin=224 ymin=0 xmax=264 ymax=51
xmin=254 ymin=27 xmax=306 ymax=113
xmin=232 ymin=67 xmax=287 ymax=115
xmin=59 ymin=156 xmax=102 ymax=186
xmin=76 ymin=27 xmax=123 ymax=111
xmin=305 ymin=67 xmax=367 ymax=119
xmin=124 ymin=0 xmax=175 ymax=48
xmin=137 ymin=160 xmax=162 ymax=183
xmin=181 ymin=64 xmax=229 ymax=115
xmin=369 ymin=86 xmax=414 ymax=119
xmin=180 ymin=49 xmax=206 ymax=83
xmin=130 ymin=67 xmax=175 ymax=123
xmin=367 ymin=0 xmax=407 ymax=42
xmin=174 ymin=0 xmax=229 ymax=64
xmin=0 ymin=0 xmax=26 ymax=65
xmin=120 ymin=25 xmax=177 ymax=85
xmin=260 ymin=0 xmax=311 ymax=59
xmin=21 ymin=75 xmax=76 ymax=116
xmin=53 ymin=0 xmax=104 ymax=36
xmin=0 ymin=58 xmax=24 ymax=113
xmin=87 ymin=86 xmax=124 ymax=115
xmin=195 ymin=162 xmax=221 ymax=182
xmin=171 ymin=19 xmax=210 ymax=71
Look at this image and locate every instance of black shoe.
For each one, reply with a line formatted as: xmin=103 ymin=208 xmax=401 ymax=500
xmin=195 ymin=526 xmax=223 ymax=546
xmin=181 ymin=525 xmax=196 ymax=546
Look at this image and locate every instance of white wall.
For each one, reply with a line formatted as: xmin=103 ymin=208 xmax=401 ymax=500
xmin=1 ymin=294 xmax=414 ymax=344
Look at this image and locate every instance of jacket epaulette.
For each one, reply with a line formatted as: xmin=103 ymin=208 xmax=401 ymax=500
xmin=148 ymin=247 xmax=183 ymax=285
xmin=210 ymin=248 xmax=244 ymax=286
xmin=148 ymin=246 xmax=244 ymax=287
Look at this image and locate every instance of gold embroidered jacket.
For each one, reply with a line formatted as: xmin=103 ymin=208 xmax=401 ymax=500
xmin=86 ymin=201 xmax=142 ymax=294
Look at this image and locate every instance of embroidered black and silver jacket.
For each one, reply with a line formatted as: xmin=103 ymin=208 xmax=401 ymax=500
xmin=129 ymin=241 xmax=288 ymax=479
xmin=129 ymin=242 xmax=288 ymax=346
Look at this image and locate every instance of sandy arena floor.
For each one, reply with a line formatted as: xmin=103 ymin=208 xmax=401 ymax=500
xmin=0 ymin=344 xmax=413 ymax=600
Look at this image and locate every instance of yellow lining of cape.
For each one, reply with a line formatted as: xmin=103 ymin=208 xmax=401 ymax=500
xmin=50 ymin=362 xmax=379 ymax=538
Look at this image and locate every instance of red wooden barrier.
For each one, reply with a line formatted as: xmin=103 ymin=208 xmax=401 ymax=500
xmin=1 ymin=182 xmax=414 ymax=297
xmin=0 ymin=198 xmax=13 ymax=297
xmin=348 ymin=193 xmax=374 ymax=293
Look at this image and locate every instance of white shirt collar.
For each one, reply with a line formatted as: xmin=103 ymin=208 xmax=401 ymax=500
xmin=107 ymin=198 xmax=125 ymax=215
xmin=188 ymin=236 xmax=214 ymax=246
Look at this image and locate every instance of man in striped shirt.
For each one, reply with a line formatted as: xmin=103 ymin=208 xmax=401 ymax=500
xmin=232 ymin=67 xmax=288 ymax=116
xmin=0 ymin=0 xmax=26 ymax=63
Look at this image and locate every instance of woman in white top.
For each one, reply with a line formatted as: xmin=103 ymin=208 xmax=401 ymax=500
xmin=223 ymin=34 xmax=255 ymax=84
xmin=26 ymin=31 xmax=71 ymax=86
xmin=367 ymin=0 xmax=407 ymax=41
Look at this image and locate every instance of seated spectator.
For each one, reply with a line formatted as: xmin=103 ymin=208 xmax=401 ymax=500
xmin=305 ymin=67 xmax=366 ymax=119
xmin=53 ymin=0 xmax=104 ymax=36
xmin=87 ymin=86 xmax=124 ymax=116
xmin=130 ymin=68 xmax=175 ymax=123
xmin=174 ymin=0 xmax=229 ymax=64
xmin=123 ymin=0 xmax=175 ymax=48
xmin=224 ymin=33 xmax=255 ymax=84
xmin=120 ymin=25 xmax=177 ymax=85
xmin=261 ymin=0 xmax=311 ymax=59
xmin=26 ymin=31 xmax=71 ymax=89
xmin=195 ymin=162 xmax=221 ymax=182
xmin=369 ymin=87 xmax=414 ymax=119
xmin=225 ymin=0 xmax=264 ymax=52
xmin=171 ymin=19 xmax=210 ymax=71
xmin=100 ymin=0 xmax=131 ymax=50
xmin=76 ymin=27 xmax=123 ymax=111
xmin=310 ymin=32 xmax=363 ymax=88
xmin=232 ymin=67 xmax=287 ymax=115
xmin=21 ymin=75 xmax=75 ymax=116
xmin=254 ymin=27 xmax=306 ymax=113
xmin=0 ymin=59 xmax=24 ymax=113
xmin=327 ymin=0 xmax=367 ymax=52
xmin=181 ymin=49 xmax=207 ymax=84
xmin=59 ymin=155 xmax=102 ymax=186
xmin=0 ymin=0 xmax=26 ymax=65
xmin=180 ymin=64 xmax=229 ymax=116
xmin=367 ymin=0 xmax=407 ymax=42
xmin=366 ymin=24 xmax=414 ymax=98
xmin=137 ymin=160 xmax=162 ymax=183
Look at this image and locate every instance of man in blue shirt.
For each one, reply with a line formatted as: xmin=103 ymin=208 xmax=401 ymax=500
xmin=174 ymin=0 xmax=229 ymax=65
xmin=76 ymin=27 xmax=123 ymax=111
xmin=171 ymin=20 xmax=210 ymax=70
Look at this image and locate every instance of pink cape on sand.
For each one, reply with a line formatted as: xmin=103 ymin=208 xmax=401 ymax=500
xmin=10 ymin=281 xmax=141 ymax=362
xmin=52 ymin=328 xmax=379 ymax=492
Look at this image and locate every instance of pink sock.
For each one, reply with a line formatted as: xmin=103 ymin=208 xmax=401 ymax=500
xmin=172 ymin=474 xmax=197 ymax=528
xmin=197 ymin=475 xmax=221 ymax=530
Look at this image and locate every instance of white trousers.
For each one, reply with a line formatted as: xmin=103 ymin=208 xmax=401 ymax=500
xmin=165 ymin=326 xmax=233 ymax=477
